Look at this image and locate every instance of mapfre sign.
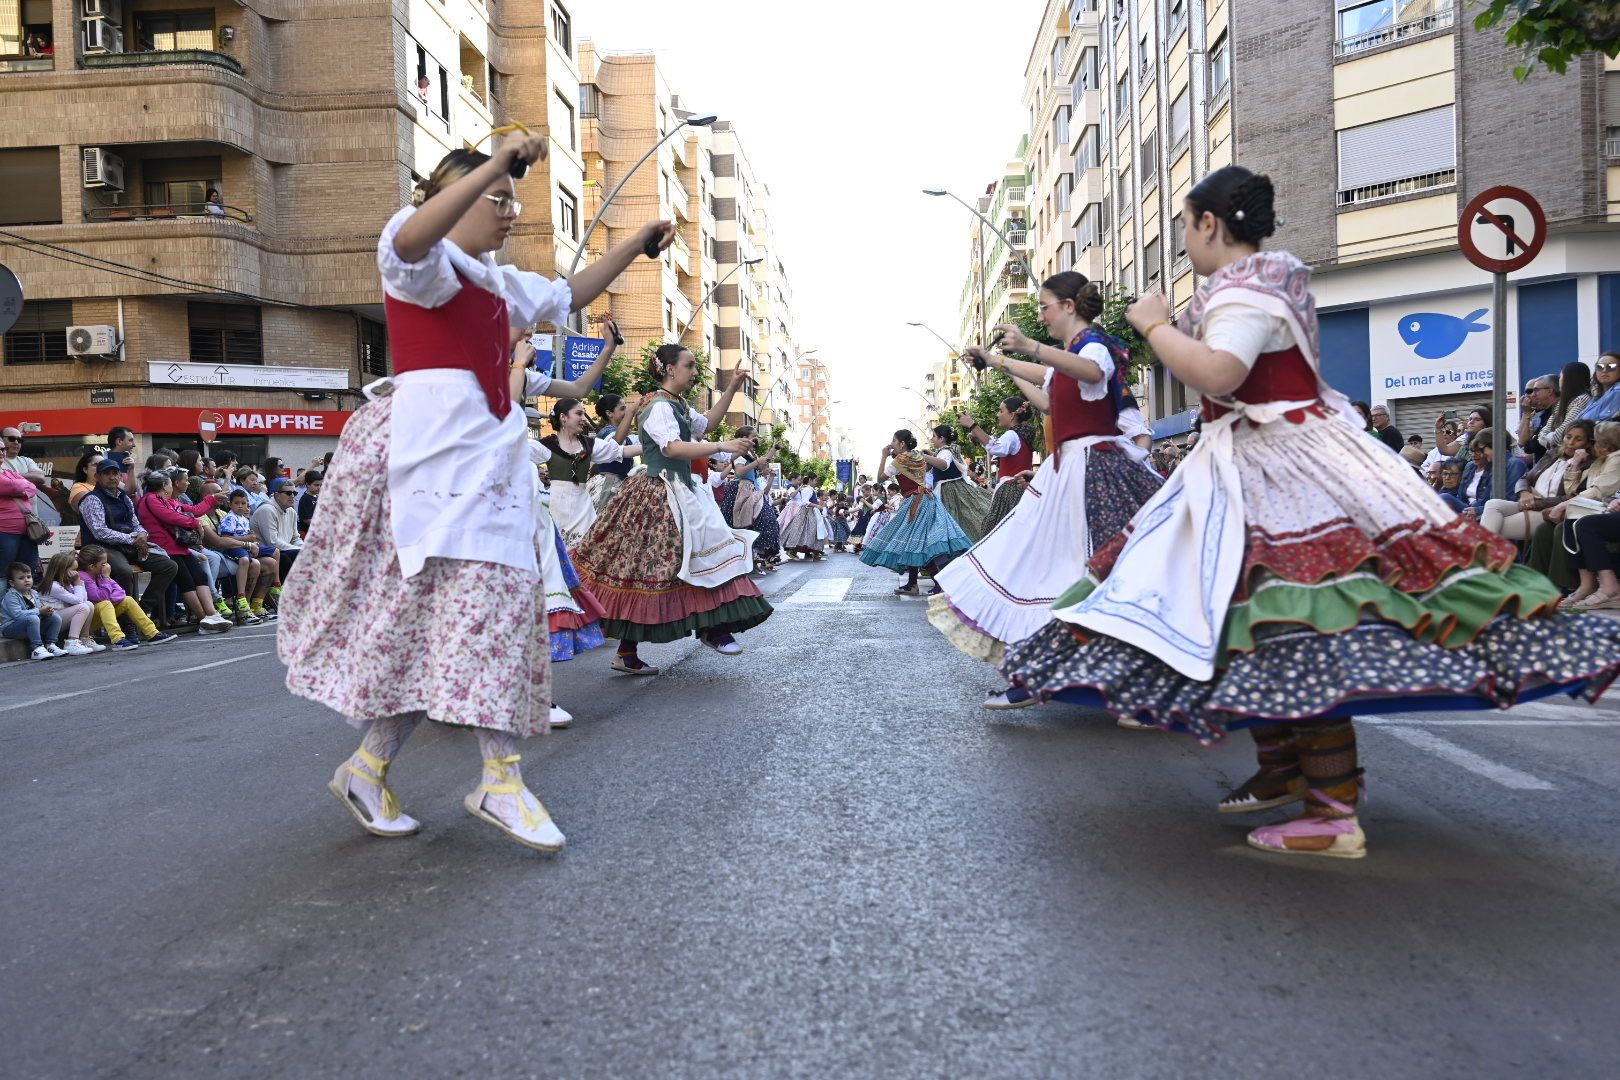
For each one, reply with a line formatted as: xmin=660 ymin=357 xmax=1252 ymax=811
xmin=221 ymin=411 xmax=340 ymax=432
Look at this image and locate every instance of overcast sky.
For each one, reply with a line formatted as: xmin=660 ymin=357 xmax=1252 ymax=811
xmin=582 ymin=0 xmax=1036 ymax=461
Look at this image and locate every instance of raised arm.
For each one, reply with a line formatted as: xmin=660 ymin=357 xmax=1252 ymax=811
xmin=568 ymin=225 xmax=676 ymax=313
xmin=704 ymin=365 xmax=751 ymax=430
xmin=392 ymin=135 xmax=547 ymax=263
xmin=548 ymin=317 xmax=621 ymax=398
xmin=965 ymin=346 xmax=1052 ymax=412
xmin=1125 ymin=293 xmax=1249 ymax=398
xmin=993 ymin=324 xmax=1105 ymax=385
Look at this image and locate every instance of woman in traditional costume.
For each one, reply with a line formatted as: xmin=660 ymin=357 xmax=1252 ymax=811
xmin=964 ymin=396 xmax=1040 ymax=534
xmin=779 ymin=476 xmax=826 ymax=559
xmin=524 ymin=436 xmax=605 ymax=728
xmin=573 ymin=347 xmax=772 ymax=673
xmin=542 ymin=385 xmax=642 ymax=548
xmin=716 ymin=430 xmax=782 ymax=570
xmin=929 ymin=273 xmax=1164 ymax=710
xmin=280 ymin=137 xmax=672 ymax=853
xmin=586 ymin=393 xmax=641 ymax=512
xmin=860 ymin=430 xmax=973 ymax=595
xmin=1000 ymin=166 xmax=1620 ymax=859
xmin=925 ymin=426 xmax=995 ymax=542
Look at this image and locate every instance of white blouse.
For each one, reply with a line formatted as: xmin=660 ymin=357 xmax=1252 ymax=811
xmin=374 ymin=206 xmax=574 ymax=580
xmin=641 ymin=399 xmax=711 ymax=450
xmin=1201 ymin=306 xmax=1293 ymax=370
xmin=1042 ymin=344 xmax=1149 ymax=441
xmin=985 ymin=429 xmax=1022 ymax=457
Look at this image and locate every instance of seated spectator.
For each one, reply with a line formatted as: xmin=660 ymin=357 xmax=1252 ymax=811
xmin=1440 ymin=427 xmax=1526 ymax=519
xmin=3 ymin=561 xmax=64 ymax=661
xmin=1561 ymin=498 xmax=1620 ymax=609
xmin=296 ymin=469 xmax=322 ymax=536
xmin=251 ymin=478 xmax=304 ymax=580
xmin=1517 ymin=374 xmax=1561 ymax=462
xmin=134 ymin=471 xmax=233 ymax=633
xmin=1479 ymin=421 xmax=1594 ymax=541
xmin=79 ymin=459 xmax=178 ymax=614
xmin=40 ymin=552 xmax=100 ymax=655
xmin=1368 ymin=404 xmax=1404 ymax=452
xmin=1532 ymin=360 xmax=1594 ymax=459
xmin=214 ymin=489 xmax=272 ymax=622
xmin=1399 ymin=434 xmax=1427 ymax=469
xmin=66 ymin=450 xmax=105 ymax=515
xmin=1450 ymin=406 xmax=1492 ymax=462
xmin=234 ymin=467 xmax=270 ymax=512
xmin=1575 ymin=351 xmax=1620 ymax=422
xmin=1429 ymin=459 xmax=1463 ymax=499
xmin=78 ymin=545 xmax=175 ymax=650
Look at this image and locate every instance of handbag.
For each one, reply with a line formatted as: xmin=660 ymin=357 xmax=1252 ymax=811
xmin=139 ymin=494 xmax=202 ymax=549
xmin=12 ymin=496 xmax=50 ymax=543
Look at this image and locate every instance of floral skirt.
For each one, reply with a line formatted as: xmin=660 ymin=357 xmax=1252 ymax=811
xmin=1000 ymin=411 xmax=1620 ymax=744
xmin=982 ymin=478 xmax=1026 ymax=535
xmin=574 ymin=473 xmax=773 ymax=643
xmin=588 ymin=470 xmax=627 ymax=513
xmin=931 ymin=443 xmax=1163 ymax=663
xmin=859 ymin=492 xmax=972 ymax=574
xmin=279 ymin=396 xmax=551 ymax=736
xmin=935 ymin=478 xmax=995 ymax=543
xmin=780 ymin=503 xmax=824 ymax=552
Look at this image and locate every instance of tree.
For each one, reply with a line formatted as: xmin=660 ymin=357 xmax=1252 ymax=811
xmin=1472 ymin=0 xmax=1620 ymax=79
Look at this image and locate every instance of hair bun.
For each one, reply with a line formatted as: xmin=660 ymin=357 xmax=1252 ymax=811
xmin=1076 ymin=280 xmax=1105 ymax=321
xmin=1227 ymin=174 xmax=1277 ymax=243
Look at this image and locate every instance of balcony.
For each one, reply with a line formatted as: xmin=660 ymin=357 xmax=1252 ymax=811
xmin=1338 ymin=168 xmax=1455 ymax=207
xmin=668 ymin=173 xmax=692 ymax=221
xmin=86 ymin=201 xmax=252 ymax=223
xmin=1334 ymin=6 xmax=1455 ymax=59
xmin=84 ymin=49 xmax=243 ymax=76
xmin=668 ymin=232 xmax=693 ymax=275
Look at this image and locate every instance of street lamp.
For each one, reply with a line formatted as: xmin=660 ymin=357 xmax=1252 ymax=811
xmin=922 ymin=188 xmax=1037 ymax=296
xmin=905 ymin=321 xmax=958 ymax=354
xmin=696 ymin=256 xmax=765 ymax=313
xmin=569 ymin=112 xmax=719 ymax=276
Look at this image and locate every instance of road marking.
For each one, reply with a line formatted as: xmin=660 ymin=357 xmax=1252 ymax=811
xmin=0 ymin=686 xmax=104 ymax=714
xmin=171 ymin=650 xmax=271 ymax=674
xmin=1359 ymin=716 xmax=1620 ymax=727
xmin=1377 ymin=726 xmax=1555 ymax=791
xmin=782 ymin=576 xmax=854 ymax=604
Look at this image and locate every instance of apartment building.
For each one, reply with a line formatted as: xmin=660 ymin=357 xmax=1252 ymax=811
xmin=794 ymin=353 xmax=832 ymax=461
xmin=1230 ymin=0 xmax=1620 ymax=436
xmin=0 ymin=0 xmax=584 ymax=468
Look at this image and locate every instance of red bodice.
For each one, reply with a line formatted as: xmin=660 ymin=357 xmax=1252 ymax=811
xmin=995 ymin=435 xmax=1035 ymax=480
xmin=1049 ymin=369 xmax=1124 ymax=446
xmin=1199 ymin=346 xmax=1319 ymax=422
xmin=896 ymin=474 xmax=923 ymax=496
xmin=384 ymin=272 xmax=511 ymax=418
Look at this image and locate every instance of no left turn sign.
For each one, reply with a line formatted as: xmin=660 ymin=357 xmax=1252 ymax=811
xmin=1458 ymin=186 xmax=1546 ymax=275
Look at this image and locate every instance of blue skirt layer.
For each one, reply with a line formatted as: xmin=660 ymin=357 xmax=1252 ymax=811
xmin=549 ymin=524 xmax=606 ymax=662
xmin=859 ymin=492 xmax=972 ymax=573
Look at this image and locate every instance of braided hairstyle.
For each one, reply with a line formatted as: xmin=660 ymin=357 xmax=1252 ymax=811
xmin=1041 ymin=271 xmax=1105 ymax=321
xmin=1001 ymin=394 xmax=1037 ymax=447
xmin=412 ymin=149 xmax=491 ymax=207
xmin=1186 ymin=165 xmax=1277 ymax=247
xmin=649 ymin=343 xmax=688 ymax=383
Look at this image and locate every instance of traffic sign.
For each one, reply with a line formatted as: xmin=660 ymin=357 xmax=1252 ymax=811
xmin=0 ymin=263 xmax=22 ymax=336
xmin=1458 ymin=186 xmax=1545 ymax=275
xmin=198 ymin=409 xmax=224 ymax=443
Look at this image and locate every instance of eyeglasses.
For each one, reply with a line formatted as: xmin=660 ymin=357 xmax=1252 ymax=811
xmin=1597 ymin=363 xmax=1620 ymax=373
xmin=2 ymin=434 xmax=20 ymax=441
xmin=481 ymin=193 xmax=522 ymax=217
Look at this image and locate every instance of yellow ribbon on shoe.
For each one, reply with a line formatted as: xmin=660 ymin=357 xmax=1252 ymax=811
xmin=480 ymin=755 xmax=551 ymax=833
xmin=347 ymin=747 xmax=402 ymax=822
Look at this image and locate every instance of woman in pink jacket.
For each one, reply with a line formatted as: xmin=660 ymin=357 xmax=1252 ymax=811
xmin=0 ymin=468 xmax=41 ymax=574
xmin=135 ymin=471 xmax=233 ymax=633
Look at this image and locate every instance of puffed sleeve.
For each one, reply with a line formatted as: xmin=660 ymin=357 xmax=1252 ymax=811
xmin=377 ymin=206 xmax=463 ymax=308
xmin=496 ymin=265 xmax=573 ymax=329
xmin=590 ymin=438 xmax=625 ymax=464
xmin=528 ymin=439 xmax=552 ymax=465
xmin=523 ymin=369 xmax=554 ymax=398
xmin=688 ymin=409 xmax=710 ymax=438
xmin=1201 ymin=306 xmax=1281 ymax=370
xmin=642 ymin=400 xmax=684 ymax=450
xmin=1076 ymin=341 xmax=1116 ymax=401
xmin=985 ymin=429 xmax=1022 ymax=456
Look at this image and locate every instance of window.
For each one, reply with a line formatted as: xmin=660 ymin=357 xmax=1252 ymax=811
xmin=1143 ymin=237 xmax=1162 ymax=287
xmin=552 ymin=88 xmax=576 ymax=151
xmin=1058 ymin=241 xmax=1076 ymax=272
xmin=1607 ymin=73 xmax=1620 ymax=155
xmin=438 ymin=66 xmax=449 ymax=123
xmin=3 ymin=0 xmax=54 ymax=61
xmin=1115 ymin=72 xmax=1131 ymax=121
xmin=143 ymin=156 xmax=222 ymax=214
xmin=1055 ymin=104 xmax=1071 ymax=147
xmin=551 ymin=2 xmax=573 ymax=57
xmin=558 ymin=186 xmax=579 ymax=240
xmin=2 ymin=301 xmax=71 ymax=365
xmin=188 ymin=302 xmax=263 ymax=365
xmin=578 ymin=83 xmax=599 ymax=119
xmin=360 ymin=318 xmax=389 ymax=378
xmin=1138 ymin=33 xmax=1151 ymax=78
xmin=1077 ymin=205 xmax=1098 ymax=250
xmin=1052 ymin=38 xmax=1065 ymax=79
xmin=1335 ymin=0 xmax=1451 ymax=54
xmin=1058 ymin=173 xmax=1074 ymax=213
xmin=1172 ymin=213 xmax=1187 ymax=264
xmin=0 ymin=146 xmax=62 ymax=226
xmin=1209 ymin=32 xmax=1230 ymax=95
xmin=1337 ymin=104 xmax=1456 ymax=204
xmin=1076 ymin=47 xmax=1098 ymax=92
xmin=1076 ymin=125 xmax=1100 ymax=172
xmin=134 ymin=11 xmax=213 ymax=52
xmin=1140 ymin=129 xmax=1159 ymax=178
xmin=1116 ymin=166 xmax=1132 ymax=218
xmin=1169 ymin=87 xmax=1190 ymax=151
xmin=1166 ymin=0 xmax=1187 ymax=41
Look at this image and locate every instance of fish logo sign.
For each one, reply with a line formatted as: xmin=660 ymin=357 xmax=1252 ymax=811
xmin=1398 ymin=309 xmax=1490 ymax=360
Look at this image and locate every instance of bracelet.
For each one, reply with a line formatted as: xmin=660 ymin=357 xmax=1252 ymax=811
xmin=1142 ymin=320 xmax=1170 ymax=337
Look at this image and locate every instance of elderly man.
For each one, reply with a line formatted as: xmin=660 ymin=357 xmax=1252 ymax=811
xmin=1368 ymin=405 xmax=1405 ymax=453
xmin=79 ymin=459 xmax=179 ymax=608
xmin=1 ymin=427 xmax=49 ymax=487
xmin=1518 ymin=374 xmax=1560 ymax=462
xmin=250 ymin=477 xmax=304 ymax=578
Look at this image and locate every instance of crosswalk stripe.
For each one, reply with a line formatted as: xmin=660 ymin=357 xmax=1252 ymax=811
xmin=782 ymin=576 xmax=854 ymax=604
xmin=1376 ymin=726 xmax=1556 ymax=791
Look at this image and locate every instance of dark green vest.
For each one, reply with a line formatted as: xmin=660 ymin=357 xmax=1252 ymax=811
xmin=637 ymin=393 xmax=695 ymax=488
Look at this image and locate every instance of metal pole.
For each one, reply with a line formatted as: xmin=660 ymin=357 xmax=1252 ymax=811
xmin=569 ymin=124 xmax=688 ymax=278
xmin=1491 ymin=271 xmax=1508 ymax=501
xmin=976 ymin=219 xmax=987 ymax=345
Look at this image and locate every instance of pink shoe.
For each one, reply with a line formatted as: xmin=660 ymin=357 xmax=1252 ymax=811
xmin=1246 ymin=788 xmax=1366 ymax=859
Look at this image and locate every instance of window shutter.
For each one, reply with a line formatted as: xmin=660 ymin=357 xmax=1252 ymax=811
xmin=1338 ymin=106 xmax=1455 ymax=190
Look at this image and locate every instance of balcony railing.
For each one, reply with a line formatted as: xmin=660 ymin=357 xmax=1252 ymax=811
xmin=1338 ymin=169 xmax=1455 ymax=207
xmin=0 ymin=55 xmax=54 ymax=73
xmin=1334 ymin=7 xmax=1456 ymax=58
xmin=84 ymin=49 xmax=244 ymax=75
xmin=86 ymin=202 xmax=254 ymax=223
xmin=1003 ymin=186 xmax=1026 ymax=203
xmin=1006 ymin=228 xmax=1028 ymax=246
xmin=1606 ymin=137 xmax=1620 ymax=161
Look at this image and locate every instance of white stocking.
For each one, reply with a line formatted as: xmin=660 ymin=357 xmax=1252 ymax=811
xmin=341 ymin=713 xmax=423 ymax=819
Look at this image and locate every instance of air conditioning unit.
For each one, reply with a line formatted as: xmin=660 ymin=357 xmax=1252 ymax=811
xmin=83 ymin=0 xmax=124 ymax=18
xmin=82 ymin=18 xmax=123 ymax=55
xmin=82 ymin=148 xmax=125 ymax=192
xmin=66 ymin=325 xmax=122 ymax=360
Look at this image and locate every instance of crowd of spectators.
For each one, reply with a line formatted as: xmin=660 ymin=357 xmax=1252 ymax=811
xmin=1 ymin=425 xmax=330 ymax=661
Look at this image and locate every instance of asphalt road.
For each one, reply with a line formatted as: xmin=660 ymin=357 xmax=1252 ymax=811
xmin=3 ymin=554 xmax=1619 ymax=1079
